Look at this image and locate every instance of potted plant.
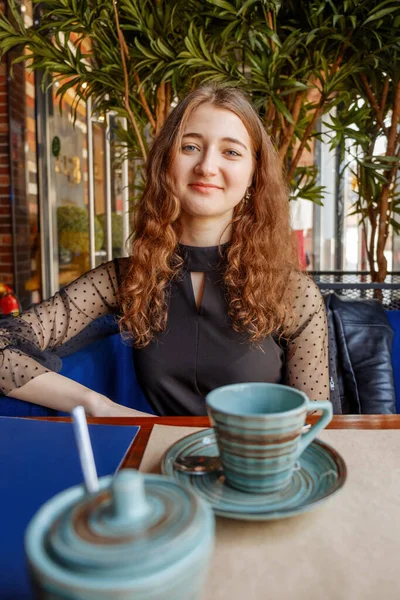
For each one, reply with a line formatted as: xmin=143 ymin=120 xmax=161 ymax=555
xmin=1 ymin=1 xmax=399 ymax=279
xmin=57 ymin=205 xmax=104 ymax=270
xmin=97 ymin=212 xmax=124 ymax=257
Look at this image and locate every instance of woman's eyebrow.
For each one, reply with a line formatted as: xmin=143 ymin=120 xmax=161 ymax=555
xmin=222 ymin=137 xmax=248 ymax=151
xmin=182 ymin=132 xmax=248 ymax=151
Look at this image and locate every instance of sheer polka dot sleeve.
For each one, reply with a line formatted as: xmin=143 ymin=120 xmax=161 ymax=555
xmin=282 ymin=272 xmax=330 ymax=401
xmin=0 ymin=259 xmax=127 ymax=396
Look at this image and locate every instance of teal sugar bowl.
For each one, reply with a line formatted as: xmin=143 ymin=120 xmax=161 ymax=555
xmin=25 ymin=469 xmax=215 ymax=599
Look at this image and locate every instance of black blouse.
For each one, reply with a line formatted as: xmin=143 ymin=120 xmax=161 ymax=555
xmin=0 ymin=244 xmax=330 ymax=414
xmin=132 ymin=244 xmax=283 ymax=415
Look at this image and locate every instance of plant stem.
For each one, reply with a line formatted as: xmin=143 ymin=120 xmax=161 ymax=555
xmin=155 ymin=81 xmax=171 ymax=134
xmin=287 ymin=41 xmax=348 ymax=181
xmin=112 ymin=0 xmax=147 ymax=160
xmin=376 ymin=80 xmax=400 ymax=281
xmin=266 ymin=101 xmax=275 ymax=127
xmin=360 ymin=73 xmax=389 ymax=136
xmin=133 ymin=72 xmax=157 ymax=132
xmin=278 ymin=91 xmax=304 ymax=160
xmin=286 ymin=100 xmax=322 ymax=181
xmin=379 ymin=74 xmax=390 ymax=124
xmin=271 ymin=106 xmax=280 ymax=143
xmin=266 ymin=11 xmax=275 ymax=52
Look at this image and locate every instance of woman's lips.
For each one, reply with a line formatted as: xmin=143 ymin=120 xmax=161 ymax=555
xmin=188 ymin=183 xmax=222 ymax=193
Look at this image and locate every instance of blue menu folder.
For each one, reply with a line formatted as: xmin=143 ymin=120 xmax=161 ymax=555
xmin=0 ymin=417 xmax=140 ymax=599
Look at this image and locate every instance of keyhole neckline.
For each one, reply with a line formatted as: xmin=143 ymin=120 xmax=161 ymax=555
xmin=177 ymin=242 xmax=230 ymax=272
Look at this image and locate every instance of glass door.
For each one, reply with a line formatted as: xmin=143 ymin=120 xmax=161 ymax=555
xmin=37 ymin=84 xmax=131 ymax=296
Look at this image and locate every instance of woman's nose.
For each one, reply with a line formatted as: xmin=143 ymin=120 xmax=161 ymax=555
xmin=194 ymin=151 xmax=218 ymax=176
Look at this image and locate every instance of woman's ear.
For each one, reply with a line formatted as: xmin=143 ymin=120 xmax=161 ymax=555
xmin=249 ymin=170 xmax=257 ymax=189
xmin=247 ymin=167 xmax=256 ymax=189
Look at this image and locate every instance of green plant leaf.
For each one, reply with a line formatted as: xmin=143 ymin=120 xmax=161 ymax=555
xmin=206 ymin=0 xmax=237 ymax=14
xmin=363 ymin=7 xmax=399 ymax=25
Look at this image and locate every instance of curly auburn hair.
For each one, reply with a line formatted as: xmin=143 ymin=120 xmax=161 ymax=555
xmin=118 ymin=84 xmax=300 ymax=347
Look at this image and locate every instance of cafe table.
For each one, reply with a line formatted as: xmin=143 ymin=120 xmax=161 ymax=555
xmin=56 ymin=413 xmax=399 ymax=600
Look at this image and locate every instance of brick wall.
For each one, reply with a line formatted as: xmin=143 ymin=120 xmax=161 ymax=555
xmin=9 ymin=51 xmax=30 ymax=305
xmin=0 ymin=1 xmax=37 ymax=308
xmin=0 ymin=0 xmax=13 ymax=287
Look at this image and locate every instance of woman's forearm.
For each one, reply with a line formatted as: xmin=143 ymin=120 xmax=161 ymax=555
xmin=7 ymin=372 xmax=153 ymax=417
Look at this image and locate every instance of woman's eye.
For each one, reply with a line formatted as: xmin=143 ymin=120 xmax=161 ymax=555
xmin=225 ymin=149 xmax=241 ymax=157
xmin=182 ymin=144 xmax=199 ymax=152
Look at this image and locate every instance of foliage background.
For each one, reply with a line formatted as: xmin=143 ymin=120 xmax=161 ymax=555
xmin=0 ymin=0 xmax=399 ymax=280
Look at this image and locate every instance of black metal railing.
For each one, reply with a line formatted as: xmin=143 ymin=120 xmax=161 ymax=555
xmin=311 ymin=271 xmax=400 ymax=311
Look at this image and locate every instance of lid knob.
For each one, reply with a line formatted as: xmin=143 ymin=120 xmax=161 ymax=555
xmin=108 ymin=469 xmax=151 ymax=528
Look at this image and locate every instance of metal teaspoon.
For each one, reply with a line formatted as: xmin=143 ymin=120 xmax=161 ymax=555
xmin=173 ymin=424 xmax=311 ymax=475
xmin=173 ymin=455 xmax=222 ymax=475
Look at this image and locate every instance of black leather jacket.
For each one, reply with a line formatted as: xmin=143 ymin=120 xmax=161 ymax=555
xmin=324 ymin=293 xmax=396 ymax=414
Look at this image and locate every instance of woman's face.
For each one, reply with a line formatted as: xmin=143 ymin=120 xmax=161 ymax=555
xmin=170 ymin=103 xmax=254 ymax=223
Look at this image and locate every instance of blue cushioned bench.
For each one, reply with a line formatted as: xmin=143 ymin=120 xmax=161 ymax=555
xmin=386 ymin=311 xmax=400 ymax=414
xmin=1 ymin=312 xmax=399 ymax=417
xmin=0 ymin=334 xmax=154 ymax=417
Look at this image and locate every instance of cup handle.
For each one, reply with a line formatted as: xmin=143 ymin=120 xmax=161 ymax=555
xmin=296 ymin=399 xmax=333 ymax=457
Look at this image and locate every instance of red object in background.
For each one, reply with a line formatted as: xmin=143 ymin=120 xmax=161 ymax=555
xmin=0 ymin=284 xmax=19 ymax=316
xmin=293 ymin=230 xmax=307 ymax=269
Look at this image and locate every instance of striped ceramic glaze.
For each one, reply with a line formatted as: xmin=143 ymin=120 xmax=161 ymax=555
xmin=161 ymin=429 xmax=347 ymax=520
xmin=206 ymin=383 xmax=332 ymax=494
xmin=25 ymin=470 xmax=215 ymax=599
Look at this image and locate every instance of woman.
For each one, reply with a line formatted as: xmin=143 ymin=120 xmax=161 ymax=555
xmin=0 ymin=85 xmax=329 ymax=416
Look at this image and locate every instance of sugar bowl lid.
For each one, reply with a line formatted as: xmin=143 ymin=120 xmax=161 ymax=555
xmin=40 ymin=469 xmax=213 ymax=579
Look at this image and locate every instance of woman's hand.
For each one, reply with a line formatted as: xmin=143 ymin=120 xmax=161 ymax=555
xmin=8 ymin=372 xmax=154 ymax=417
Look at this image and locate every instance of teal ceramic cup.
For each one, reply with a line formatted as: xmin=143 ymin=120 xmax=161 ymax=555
xmin=25 ymin=469 xmax=215 ymax=599
xmin=206 ymin=383 xmax=333 ymax=494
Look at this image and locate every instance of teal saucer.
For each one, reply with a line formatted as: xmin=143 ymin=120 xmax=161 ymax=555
xmin=161 ymin=429 xmax=347 ymax=521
